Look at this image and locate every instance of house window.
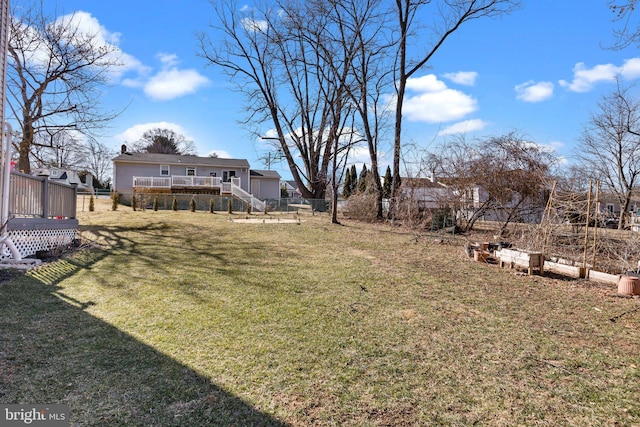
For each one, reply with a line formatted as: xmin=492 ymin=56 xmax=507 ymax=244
xmin=209 ymin=172 xmax=217 ymax=177
xmin=607 ymin=203 xmax=615 ymax=214
xmin=223 ymin=170 xmax=236 ymax=182
xmin=186 ymin=167 xmax=196 ymax=176
xmin=160 ymin=165 xmax=170 ymax=176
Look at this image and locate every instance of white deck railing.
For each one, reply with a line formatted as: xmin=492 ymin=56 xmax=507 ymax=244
xmin=133 ymin=176 xmax=171 ymax=188
xmin=133 ymin=175 xmax=264 ymax=210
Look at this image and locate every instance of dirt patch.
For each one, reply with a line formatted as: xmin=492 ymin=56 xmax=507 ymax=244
xmin=231 ymin=218 xmax=302 ymax=224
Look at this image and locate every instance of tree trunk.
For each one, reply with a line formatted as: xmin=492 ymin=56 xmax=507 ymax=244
xmin=18 ymin=119 xmax=34 ymax=174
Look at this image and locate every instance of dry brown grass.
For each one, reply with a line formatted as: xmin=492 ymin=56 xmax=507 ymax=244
xmin=0 ymin=201 xmax=639 ymax=425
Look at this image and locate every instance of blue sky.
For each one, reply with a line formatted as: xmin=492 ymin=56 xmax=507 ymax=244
xmin=26 ymin=0 xmax=640 ymax=179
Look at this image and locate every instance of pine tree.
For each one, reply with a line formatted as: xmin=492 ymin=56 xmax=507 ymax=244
xmin=342 ymin=169 xmax=352 ymax=198
xmin=189 ymin=197 xmax=196 ymax=212
xmin=349 ymin=165 xmax=358 ymax=195
xmin=382 ymin=165 xmax=392 ymax=199
xmin=358 ymin=164 xmax=368 ymax=193
xmin=172 ymin=197 xmax=178 ymax=211
xmin=88 ymin=195 xmax=95 ymax=212
xmin=153 ymin=196 xmax=159 ymax=211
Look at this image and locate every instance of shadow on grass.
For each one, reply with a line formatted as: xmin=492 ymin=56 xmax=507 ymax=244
xmin=0 ymin=271 xmax=287 ymax=426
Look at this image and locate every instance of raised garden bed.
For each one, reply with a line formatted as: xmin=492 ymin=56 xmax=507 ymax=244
xmin=495 ymin=248 xmax=544 ymax=275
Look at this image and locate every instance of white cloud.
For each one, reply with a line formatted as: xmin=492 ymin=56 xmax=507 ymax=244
xmin=406 ymin=74 xmax=448 ymax=92
xmin=55 ymin=11 xmax=151 ymax=81
xmin=442 ymin=71 xmax=478 ymax=86
xmin=403 ymin=74 xmax=478 ymax=123
xmin=51 ymin=14 xmax=206 ymax=101
xmin=559 ymin=58 xmax=640 ymax=92
xmin=115 ymin=122 xmax=193 ymax=143
xmin=143 ymin=55 xmax=210 ymax=101
xmin=515 ymin=81 xmax=554 ymax=102
xmin=241 ymin=17 xmax=268 ymax=32
xmin=438 ymin=119 xmax=488 ymax=136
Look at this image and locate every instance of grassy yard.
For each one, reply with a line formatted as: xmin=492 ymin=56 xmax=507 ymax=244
xmin=1 ymin=199 xmax=640 ymax=426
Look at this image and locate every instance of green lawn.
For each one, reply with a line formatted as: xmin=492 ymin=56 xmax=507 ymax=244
xmin=1 ymin=205 xmax=639 ymax=426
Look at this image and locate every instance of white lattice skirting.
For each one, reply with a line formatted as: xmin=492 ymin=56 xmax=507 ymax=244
xmin=2 ymin=219 xmax=78 ymax=260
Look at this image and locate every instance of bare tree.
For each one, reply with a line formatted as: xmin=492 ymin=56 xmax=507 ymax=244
xmin=7 ymin=2 xmax=123 ymax=173
xmin=576 ymin=84 xmax=640 ymax=229
xmin=389 ymin=0 xmax=520 ymax=214
xmin=129 ymin=128 xmax=196 ymax=155
xmin=344 ymin=0 xmax=395 ymax=220
xmin=30 ymin=129 xmax=85 ymax=169
xmin=82 ymin=138 xmax=114 ymax=187
xmin=609 ymin=0 xmax=640 ymax=49
xmin=198 ymin=0 xmax=362 ymax=205
xmin=440 ymin=132 xmax=555 ymax=233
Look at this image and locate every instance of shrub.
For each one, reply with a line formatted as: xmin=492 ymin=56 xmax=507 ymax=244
xmin=227 ymin=199 xmax=233 ymax=214
xmin=89 ymin=195 xmax=95 ymax=212
xmin=246 ymin=202 xmax=252 ymax=214
xmin=172 ymin=197 xmax=178 ymax=211
xmin=344 ymin=193 xmax=378 ymax=222
xmin=209 ymin=198 xmax=215 ymax=214
xmin=153 ymin=196 xmax=158 ymax=211
xmin=111 ymin=193 xmax=119 ymax=211
xmin=131 ymin=195 xmax=137 ymax=211
xmin=190 ymin=197 xmax=196 ymax=212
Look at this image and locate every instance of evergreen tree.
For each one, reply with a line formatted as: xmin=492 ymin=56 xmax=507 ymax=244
xmin=358 ymin=164 xmax=368 ymax=193
xmin=172 ymin=197 xmax=178 ymax=211
xmin=88 ymin=195 xmax=95 ymax=212
xmin=382 ymin=166 xmax=392 ymax=199
xmin=350 ymin=165 xmax=358 ymax=195
xmin=342 ymin=169 xmax=352 ymax=198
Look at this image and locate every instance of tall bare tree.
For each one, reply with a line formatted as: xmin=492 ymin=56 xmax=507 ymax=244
xmin=576 ymin=84 xmax=640 ymax=229
xmin=390 ymin=0 xmax=520 ymax=213
xmin=7 ymin=2 xmax=122 ymax=173
xmin=198 ymin=0 xmax=362 ymax=204
xmin=82 ymin=137 xmax=114 ymax=187
xmin=344 ymin=0 xmax=395 ymax=220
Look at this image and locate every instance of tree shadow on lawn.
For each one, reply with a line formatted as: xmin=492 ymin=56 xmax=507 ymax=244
xmin=0 ymin=271 xmax=287 ymax=426
xmin=78 ymin=221 xmax=273 ymax=270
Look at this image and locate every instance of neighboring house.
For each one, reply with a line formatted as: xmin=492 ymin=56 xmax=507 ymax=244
xmin=249 ymin=169 xmax=281 ymax=200
xmin=282 ymin=180 xmax=302 ymax=198
xmin=596 ymin=192 xmax=640 ymax=230
xmin=112 ymin=152 xmax=280 ymax=210
xmin=399 ymin=176 xmax=453 ymax=210
xmin=399 ymin=174 xmax=548 ymax=225
xmin=32 ymin=166 xmax=94 ymax=193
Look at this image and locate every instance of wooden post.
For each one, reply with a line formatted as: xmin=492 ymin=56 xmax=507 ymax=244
xmin=591 ymin=181 xmax=600 ymax=270
xmin=71 ymin=183 xmax=77 ymax=219
xmin=582 ymin=180 xmax=592 ymax=271
xmin=41 ymin=175 xmax=49 ymax=218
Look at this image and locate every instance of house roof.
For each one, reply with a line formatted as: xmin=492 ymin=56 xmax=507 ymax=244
xmin=113 ymin=152 xmax=250 ymax=168
xmin=250 ymin=169 xmax=281 ymax=179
